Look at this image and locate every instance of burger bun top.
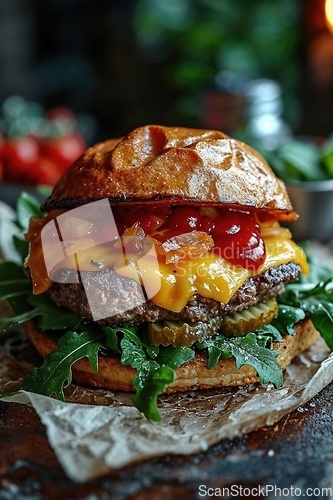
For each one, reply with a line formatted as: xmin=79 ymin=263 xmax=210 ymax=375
xmin=42 ymin=125 xmax=297 ymax=220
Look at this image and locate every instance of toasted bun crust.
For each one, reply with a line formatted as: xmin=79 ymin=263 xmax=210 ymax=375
xmin=25 ymin=318 xmax=319 ymax=394
xmin=42 ymin=125 xmax=297 ymax=220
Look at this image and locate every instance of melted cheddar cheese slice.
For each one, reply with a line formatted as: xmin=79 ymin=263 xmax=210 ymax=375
xmin=115 ymin=237 xmax=308 ymax=312
xmin=25 ymin=210 xmax=309 ymax=313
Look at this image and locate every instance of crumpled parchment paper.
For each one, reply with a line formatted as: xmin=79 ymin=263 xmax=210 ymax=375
xmin=1 ymin=333 xmax=333 ymax=483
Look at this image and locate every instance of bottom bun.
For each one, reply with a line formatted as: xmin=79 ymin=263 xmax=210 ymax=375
xmin=25 ymin=318 xmax=319 ymax=393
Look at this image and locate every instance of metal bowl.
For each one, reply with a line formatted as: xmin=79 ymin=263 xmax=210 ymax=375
xmin=285 ymin=179 xmax=333 ymax=242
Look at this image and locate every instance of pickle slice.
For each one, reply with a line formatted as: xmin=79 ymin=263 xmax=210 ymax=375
xmin=148 ymin=298 xmax=278 ymax=346
xmin=147 ymin=316 xmax=221 ymax=347
xmin=220 ymin=298 xmax=278 ymax=337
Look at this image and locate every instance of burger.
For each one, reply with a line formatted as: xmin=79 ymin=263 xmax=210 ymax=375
xmin=3 ymin=125 xmax=328 ymax=420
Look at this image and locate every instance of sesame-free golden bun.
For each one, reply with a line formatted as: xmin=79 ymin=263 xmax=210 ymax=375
xmin=42 ymin=125 xmax=297 ymax=221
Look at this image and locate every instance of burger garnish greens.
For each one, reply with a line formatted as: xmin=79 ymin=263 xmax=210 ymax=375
xmin=1 ymin=125 xmax=333 ymax=421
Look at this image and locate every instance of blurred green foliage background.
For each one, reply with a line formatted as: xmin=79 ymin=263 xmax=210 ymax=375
xmin=0 ymin=0 xmax=332 ymax=149
xmin=135 ymin=0 xmax=300 ymax=126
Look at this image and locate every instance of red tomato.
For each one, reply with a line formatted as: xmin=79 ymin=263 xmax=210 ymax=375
xmin=0 ymin=135 xmax=5 ymax=182
xmin=3 ymin=136 xmax=40 ymax=183
xmin=25 ymin=156 xmax=64 ymax=187
xmin=41 ymin=133 xmax=86 ymax=171
xmin=46 ymin=106 xmax=76 ymax=124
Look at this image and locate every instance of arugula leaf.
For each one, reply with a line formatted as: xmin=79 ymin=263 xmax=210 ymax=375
xmin=120 ymin=335 xmax=157 ymax=371
xmin=22 ymin=330 xmax=105 ymax=400
xmin=28 ymin=294 xmax=82 ymax=331
xmin=101 ymin=325 xmax=121 ymax=353
xmin=0 ymin=308 xmax=43 ymax=332
xmin=196 ymin=338 xmax=232 ymax=370
xmin=16 ymin=192 xmax=44 ymax=232
xmin=132 ymin=365 xmax=174 ymax=421
xmin=13 ymin=235 xmax=29 ymax=264
xmin=198 ymin=333 xmax=283 ymax=388
xmin=256 ymin=324 xmax=283 ymax=342
xmin=278 ymin=274 xmax=333 ymax=350
xmin=306 ymin=302 xmax=333 ymax=350
xmin=123 ymin=327 xmax=159 ymax=359
xmin=299 ymin=253 xmax=333 ymax=285
xmin=299 ymin=277 xmax=333 ymax=300
xmin=227 ymin=333 xmax=283 ymax=387
xmin=0 ymin=262 xmax=42 ymax=332
xmin=255 ymin=335 xmax=273 ymax=349
xmin=0 ymin=262 xmax=31 ymax=314
xmin=120 ymin=334 xmax=195 ymax=420
xmin=120 ymin=335 xmax=166 ymax=420
xmin=271 ymin=305 xmax=305 ymax=336
xmin=155 ymin=345 xmax=195 ymax=369
xmin=0 ymin=290 xmax=82 ymax=334
xmin=295 ymin=279 xmax=333 ymax=350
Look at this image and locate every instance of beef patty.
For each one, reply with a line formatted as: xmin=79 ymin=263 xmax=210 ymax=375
xmin=49 ymin=262 xmax=301 ymax=326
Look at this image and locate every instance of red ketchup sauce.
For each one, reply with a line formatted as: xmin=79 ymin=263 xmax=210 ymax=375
xmin=113 ymin=205 xmax=266 ymax=270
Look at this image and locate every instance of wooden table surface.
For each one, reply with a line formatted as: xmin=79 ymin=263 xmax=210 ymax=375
xmin=0 ymin=381 xmax=332 ymax=499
